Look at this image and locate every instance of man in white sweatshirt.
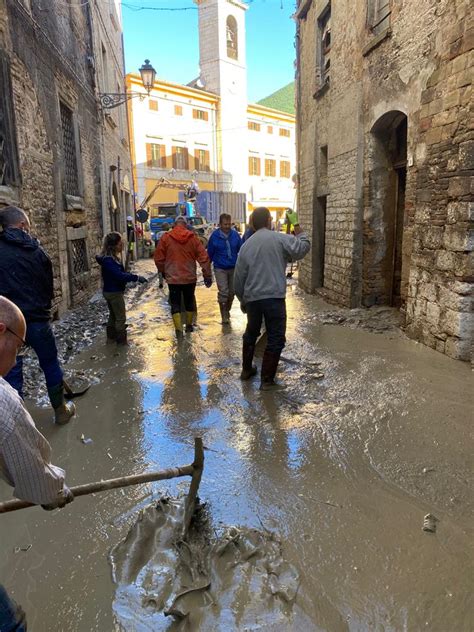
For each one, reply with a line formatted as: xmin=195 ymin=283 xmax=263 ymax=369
xmin=234 ymin=207 xmax=310 ymax=390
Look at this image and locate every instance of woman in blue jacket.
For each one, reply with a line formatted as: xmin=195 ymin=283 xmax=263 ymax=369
xmin=96 ymin=232 xmax=146 ymax=344
xmin=207 ymin=213 xmax=242 ymax=324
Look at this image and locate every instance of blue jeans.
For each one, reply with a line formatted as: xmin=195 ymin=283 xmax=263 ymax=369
xmin=5 ymin=321 xmax=63 ymax=399
xmin=243 ymin=298 xmax=287 ymax=354
xmin=0 ymin=585 xmax=26 ymax=631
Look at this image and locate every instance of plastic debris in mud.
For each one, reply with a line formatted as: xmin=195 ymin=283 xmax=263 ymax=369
xmin=422 ymin=513 xmax=438 ymax=533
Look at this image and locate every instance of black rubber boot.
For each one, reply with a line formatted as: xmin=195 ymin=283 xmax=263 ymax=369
xmin=240 ymin=342 xmax=257 ymax=380
xmin=116 ymin=330 xmax=128 ymax=345
xmin=259 ymin=350 xmax=283 ymax=391
xmin=219 ymin=303 xmax=230 ymax=324
xmin=106 ymin=326 xmax=116 ymax=343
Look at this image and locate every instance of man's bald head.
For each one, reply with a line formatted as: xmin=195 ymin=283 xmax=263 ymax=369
xmin=0 ymin=296 xmax=24 ymax=331
xmin=0 ymin=296 xmax=26 ymax=377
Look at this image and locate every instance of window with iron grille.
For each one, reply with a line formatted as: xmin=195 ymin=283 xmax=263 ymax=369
xmin=60 ymin=102 xmax=79 ymax=196
xmin=70 ymin=237 xmax=89 ymax=285
xmin=0 ymin=50 xmax=19 ymax=187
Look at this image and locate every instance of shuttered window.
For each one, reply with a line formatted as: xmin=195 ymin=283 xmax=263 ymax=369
xmin=146 ymin=143 xmax=166 ymax=168
xmin=0 ymin=50 xmax=19 ymax=187
xmin=368 ymin=0 xmax=391 ymax=35
xmin=149 ymin=99 xmax=158 ymax=111
xmin=280 ymin=160 xmax=291 ymax=178
xmin=267 ymin=126 xmax=273 ymax=134
xmin=279 ymin=128 xmax=290 ymax=137
xmin=174 ymin=105 xmax=183 ymax=116
xmin=195 ymin=149 xmax=210 ymax=172
xmin=248 ymin=156 xmax=261 ymax=176
xmin=193 ymin=109 xmax=208 ymax=121
xmin=172 ymin=146 xmax=189 ymax=170
xmin=248 ymin=121 xmax=261 ymax=132
xmin=264 ymin=159 xmax=276 ymax=177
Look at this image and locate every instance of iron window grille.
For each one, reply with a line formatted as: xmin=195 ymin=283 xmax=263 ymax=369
xmin=69 ymin=237 xmax=89 ymax=289
xmin=60 ymin=102 xmax=80 ymax=196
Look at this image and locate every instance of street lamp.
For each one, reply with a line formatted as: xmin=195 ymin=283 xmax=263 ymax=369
xmin=99 ymin=59 xmax=157 ymax=110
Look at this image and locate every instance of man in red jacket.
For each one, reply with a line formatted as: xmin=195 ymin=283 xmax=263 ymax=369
xmin=154 ymin=217 xmax=212 ymax=334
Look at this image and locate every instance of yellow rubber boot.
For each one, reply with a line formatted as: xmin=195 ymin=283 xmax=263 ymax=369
xmin=172 ymin=312 xmax=182 ymax=333
xmin=185 ymin=311 xmax=194 ymax=333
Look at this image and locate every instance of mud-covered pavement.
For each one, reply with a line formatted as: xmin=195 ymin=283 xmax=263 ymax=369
xmin=0 ymin=262 xmax=473 ymax=631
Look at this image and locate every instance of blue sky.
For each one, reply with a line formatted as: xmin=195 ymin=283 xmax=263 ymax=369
xmin=122 ymin=0 xmax=296 ymax=103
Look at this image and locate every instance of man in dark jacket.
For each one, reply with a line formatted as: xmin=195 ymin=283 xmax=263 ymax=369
xmin=207 ymin=213 xmax=242 ymax=324
xmin=0 ymin=206 xmax=75 ymax=425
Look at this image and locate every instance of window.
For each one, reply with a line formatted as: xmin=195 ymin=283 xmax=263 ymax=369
xmin=0 ymin=50 xmax=19 ymax=187
xmin=248 ymin=156 xmax=261 ymax=176
xmin=318 ymin=5 xmax=331 ymax=85
xmin=172 ymin=146 xmax=189 ymax=170
xmin=248 ymin=121 xmax=261 ymax=132
xmin=149 ymin=99 xmax=158 ymax=111
xmin=368 ymin=0 xmax=391 ymax=35
xmin=70 ymin=237 xmax=89 ymax=278
xmin=60 ymin=102 xmax=79 ymax=196
xmin=265 ymin=159 xmax=276 ymax=177
xmin=174 ymin=105 xmax=183 ymax=116
xmin=193 ymin=108 xmax=208 ymax=121
xmin=146 ymin=143 xmax=166 ymax=168
xmin=195 ymin=149 xmax=210 ymax=172
xmin=280 ymin=160 xmax=291 ymax=178
xmin=279 ymin=128 xmax=290 ymax=137
xmin=226 ymin=15 xmax=238 ymax=60
xmin=320 ymin=145 xmax=328 ymax=179
xmin=267 ymin=125 xmax=273 ymax=134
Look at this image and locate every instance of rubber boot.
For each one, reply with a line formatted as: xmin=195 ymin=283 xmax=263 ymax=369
xmin=116 ymin=330 xmax=128 ymax=345
xmin=47 ymin=383 xmax=76 ymax=425
xmin=240 ymin=342 xmax=257 ymax=380
xmin=185 ymin=311 xmax=194 ymax=333
xmin=172 ymin=312 xmax=183 ymax=335
xmin=259 ymin=350 xmax=284 ymax=391
xmin=219 ymin=303 xmax=230 ymax=324
xmin=106 ymin=326 xmax=116 ymax=343
xmin=226 ymin=297 xmax=234 ymax=320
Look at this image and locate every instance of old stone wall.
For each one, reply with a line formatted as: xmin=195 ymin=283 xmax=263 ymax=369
xmin=0 ymin=0 xmax=121 ymax=311
xmin=296 ymin=0 xmax=473 ymax=360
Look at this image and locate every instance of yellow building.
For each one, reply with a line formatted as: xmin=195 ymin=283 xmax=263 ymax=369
xmin=127 ymin=0 xmax=296 ymax=223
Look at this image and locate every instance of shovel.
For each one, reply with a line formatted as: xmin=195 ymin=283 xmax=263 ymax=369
xmin=0 ymin=439 xmax=204 ymax=538
xmin=63 ymin=378 xmax=90 ymax=399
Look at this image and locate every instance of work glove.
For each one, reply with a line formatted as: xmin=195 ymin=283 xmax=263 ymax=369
xmin=42 ymin=486 xmax=74 ymax=511
xmin=137 ymin=276 xmax=147 ymax=284
xmin=204 ymin=277 xmax=212 ymax=288
xmin=285 ymin=210 xmax=299 ymax=226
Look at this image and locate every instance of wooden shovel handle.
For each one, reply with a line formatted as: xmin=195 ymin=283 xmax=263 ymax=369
xmin=0 ymin=438 xmax=204 ymax=514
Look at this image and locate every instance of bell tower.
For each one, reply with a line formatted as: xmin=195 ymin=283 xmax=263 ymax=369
xmin=195 ymin=0 xmax=249 ymax=192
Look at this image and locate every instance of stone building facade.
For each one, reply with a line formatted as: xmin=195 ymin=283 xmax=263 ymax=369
xmin=296 ymin=0 xmax=473 ymax=360
xmin=0 ymin=0 xmax=133 ymax=312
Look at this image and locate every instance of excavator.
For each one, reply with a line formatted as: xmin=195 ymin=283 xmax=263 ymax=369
xmin=137 ymin=177 xmax=212 ymax=246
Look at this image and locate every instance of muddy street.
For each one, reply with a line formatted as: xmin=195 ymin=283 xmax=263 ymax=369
xmin=0 ymin=265 xmax=472 ymax=631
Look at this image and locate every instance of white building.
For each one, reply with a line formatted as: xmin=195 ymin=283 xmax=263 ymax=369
xmin=127 ymin=0 xmax=296 ymax=222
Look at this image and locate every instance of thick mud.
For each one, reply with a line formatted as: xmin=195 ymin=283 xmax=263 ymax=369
xmin=0 ymin=261 xmax=472 ymax=631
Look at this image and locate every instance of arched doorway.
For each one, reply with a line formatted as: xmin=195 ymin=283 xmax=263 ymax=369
xmin=363 ymin=111 xmax=407 ymax=307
